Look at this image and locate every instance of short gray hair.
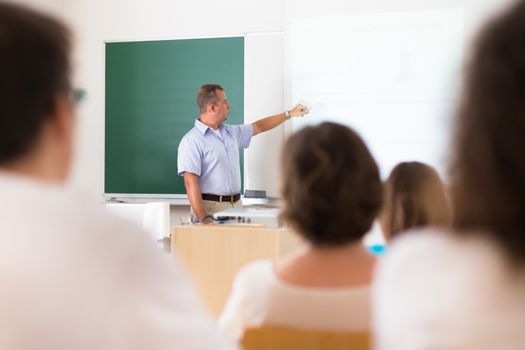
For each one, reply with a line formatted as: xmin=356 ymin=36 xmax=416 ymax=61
xmin=196 ymin=84 xmax=224 ymax=113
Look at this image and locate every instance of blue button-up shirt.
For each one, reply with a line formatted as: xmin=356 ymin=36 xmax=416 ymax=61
xmin=177 ymin=119 xmax=253 ymax=195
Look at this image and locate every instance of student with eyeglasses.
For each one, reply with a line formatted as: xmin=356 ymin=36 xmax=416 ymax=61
xmin=0 ymin=3 xmax=235 ymax=349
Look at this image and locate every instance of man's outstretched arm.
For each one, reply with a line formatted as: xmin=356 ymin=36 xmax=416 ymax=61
xmin=251 ymin=104 xmax=309 ymax=136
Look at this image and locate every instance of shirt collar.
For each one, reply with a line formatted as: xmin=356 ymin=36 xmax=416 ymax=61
xmin=195 ymin=119 xmax=222 ymax=136
xmin=195 ymin=119 xmax=210 ymax=135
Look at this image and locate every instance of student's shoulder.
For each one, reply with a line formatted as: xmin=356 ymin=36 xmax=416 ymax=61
xmin=375 ymin=229 xmax=455 ymax=284
xmin=387 ymin=228 xmax=454 ymax=258
xmin=386 ymin=228 xmax=500 ymax=266
xmin=235 ymin=259 xmax=274 ymax=285
xmin=6 ymin=185 xmax=157 ymax=275
xmin=49 ymin=189 xmax=150 ymax=248
xmin=377 ymin=228 xmax=508 ymax=292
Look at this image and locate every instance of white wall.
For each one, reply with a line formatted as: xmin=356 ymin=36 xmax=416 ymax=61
xmin=284 ymin=0 xmax=512 ymax=39
xmin=64 ymin=0 xmax=285 ymax=201
xmin=245 ymin=33 xmax=284 ymax=197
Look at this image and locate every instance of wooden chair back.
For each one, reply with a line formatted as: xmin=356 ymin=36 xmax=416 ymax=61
xmin=241 ymin=325 xmax=369 ymax=350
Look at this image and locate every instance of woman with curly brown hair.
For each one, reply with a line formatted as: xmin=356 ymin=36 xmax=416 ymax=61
xmin=374 ymin=1 xmax=525 ymax=348
xmin=219 ymin=122 xmax=382 ymax=343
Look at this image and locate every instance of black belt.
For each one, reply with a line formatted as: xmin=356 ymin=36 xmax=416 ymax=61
xmin=202 ymin=193 xmax=241 ymax=203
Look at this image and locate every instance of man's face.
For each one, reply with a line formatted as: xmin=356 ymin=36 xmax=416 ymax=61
xmin=213 ymin=89 xmax=230 ymax=124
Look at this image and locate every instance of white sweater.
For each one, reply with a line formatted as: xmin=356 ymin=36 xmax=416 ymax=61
xmin=373 ymin=229 xmax=525 ymax=350
xmin=0 ymin=171 xmax=235 ymax=350
xmin=219 ymin=259 xmax=370 ymax=342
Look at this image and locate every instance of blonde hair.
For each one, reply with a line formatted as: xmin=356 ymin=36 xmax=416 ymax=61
xmin=380 ymin=162 xmax=450 ymax=239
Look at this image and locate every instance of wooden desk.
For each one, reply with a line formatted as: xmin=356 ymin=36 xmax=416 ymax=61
xmin=171 ymin=225 xmax=303 ymax=317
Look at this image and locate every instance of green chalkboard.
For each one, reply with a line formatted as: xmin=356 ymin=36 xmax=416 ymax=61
xmin=105 ymin=37 xmax=244 ymax=195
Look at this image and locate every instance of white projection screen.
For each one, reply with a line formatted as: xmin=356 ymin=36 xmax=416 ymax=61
xmin=287 ymin=9 xmax=464 ymax=179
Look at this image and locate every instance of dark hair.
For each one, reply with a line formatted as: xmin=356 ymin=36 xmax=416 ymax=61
xmin=196 ymin=84 xmax=224 ymax=113
xmin=381 ymin=162 xmax=450 ymax=239
xmin=451 ymin=1 xmax=525 ymax=262
xmin=0 ymin=3 xmax=71 ymax=164
xmin=280 ymin=122 xmax=382 ymax=247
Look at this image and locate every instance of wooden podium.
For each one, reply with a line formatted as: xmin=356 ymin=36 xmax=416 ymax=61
xmin=171 ymin=225 xmax=303 ymax=317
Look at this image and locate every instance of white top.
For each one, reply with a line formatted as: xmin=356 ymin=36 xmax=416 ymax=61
xmin=218 ymin=259 xmax=370 ymax=342
xmin=212 ymin=127 xmax=223 ymax=139
xmin=0 ymin=171 xmax=235 ymax=350
xmin=373 ymin=229 xmax=525 ymax=350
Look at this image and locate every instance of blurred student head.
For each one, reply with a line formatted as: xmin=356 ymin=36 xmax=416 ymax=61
xmin=451 ymin=0 xmax=525 ymax=263
xmin=280 ymin=122 xmax=382 ymax=247
xmin=380 ymin=161 xmax=450 ymax=240
xmin=0 ymin=2 xmax=74 ymax=183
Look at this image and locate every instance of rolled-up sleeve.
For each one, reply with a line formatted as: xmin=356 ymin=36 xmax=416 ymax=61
xmin=177 ymin=137 xmax=201 ymax=177
xmin=230 ymin=124 xmax=253 ymax=149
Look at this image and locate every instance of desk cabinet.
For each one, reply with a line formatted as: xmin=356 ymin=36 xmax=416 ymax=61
xmin=171 ymin=225 xmax=303 ymax=317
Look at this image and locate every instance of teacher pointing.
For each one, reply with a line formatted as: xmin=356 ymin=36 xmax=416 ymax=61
xmin=177 ymin=84 xmax=309 ymax=223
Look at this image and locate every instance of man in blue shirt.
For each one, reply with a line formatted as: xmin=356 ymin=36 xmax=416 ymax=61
xmin=178 ymin=84 xmax=309 ymax=222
